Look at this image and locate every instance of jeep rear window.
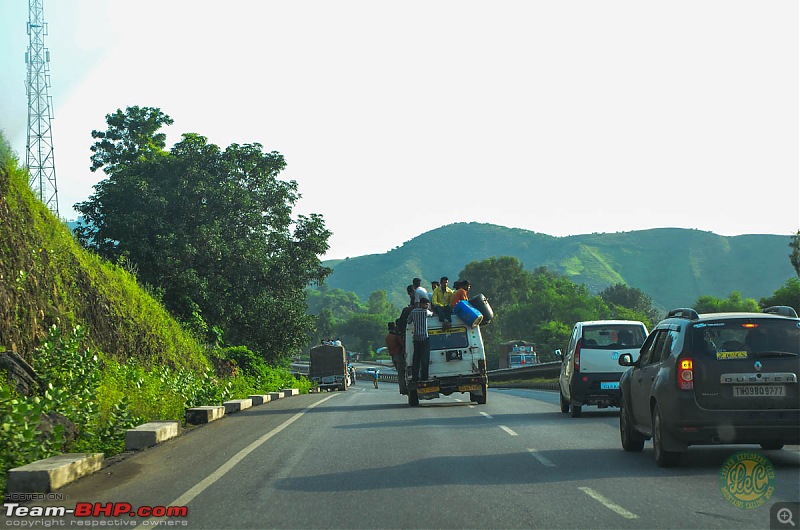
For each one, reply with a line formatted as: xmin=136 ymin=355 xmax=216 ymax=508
xmin=429 ymin=326 xmax=469 ymax=350
xmin=691 ymin=319 xmax=800 ymax=358
xmin=581 ymin=325 xmax=646 ymax=349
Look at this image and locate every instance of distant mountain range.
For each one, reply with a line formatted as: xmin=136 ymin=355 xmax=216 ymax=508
xmin=322 ymin=223 xmax=796 ymax=311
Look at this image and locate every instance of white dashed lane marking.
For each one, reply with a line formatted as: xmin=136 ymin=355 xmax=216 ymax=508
xmin=527 ymin=447 xmax=556 ymax=467
xmin=578 ymin=487 xmax=639 ymax=519
xmin=499 ymin=425 xmax=518 ymax=436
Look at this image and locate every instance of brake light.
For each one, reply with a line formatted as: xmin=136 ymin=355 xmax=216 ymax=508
xmin=574 ymin=339 xmax=581 ymax=372
xmin=742 ymin=323 xmax=758 ymax=329
xmin=678 ymin=358 xmax=694 ymax=390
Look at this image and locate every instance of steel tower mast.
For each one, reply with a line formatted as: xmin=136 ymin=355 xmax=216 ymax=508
xmin=25 ymin=0 xmax=59 ymax=216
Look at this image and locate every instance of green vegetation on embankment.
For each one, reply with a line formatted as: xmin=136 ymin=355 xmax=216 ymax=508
xmin=0 ymin=131 xmax=309 ymax=495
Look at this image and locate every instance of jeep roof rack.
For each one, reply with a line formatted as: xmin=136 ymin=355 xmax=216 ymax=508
xmin=762 ymin=306 xmax=799 ymax=318
xmin=666 ymin=308 xmax=699 ymax=320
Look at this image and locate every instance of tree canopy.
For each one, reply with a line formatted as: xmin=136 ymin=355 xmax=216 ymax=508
xmin=76 ymin=106 xmax=331 ymax=362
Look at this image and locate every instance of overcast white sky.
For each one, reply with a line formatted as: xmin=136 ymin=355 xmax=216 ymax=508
xmin=1 ymin=0 xmax=798 ymax=260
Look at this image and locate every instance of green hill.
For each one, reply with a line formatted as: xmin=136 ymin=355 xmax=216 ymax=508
xmin=323 ymin=222 xmax=795 ymax=311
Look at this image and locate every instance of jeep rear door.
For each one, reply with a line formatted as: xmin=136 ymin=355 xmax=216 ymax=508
xmin=690 ymin=318 xmax=800 ymax=410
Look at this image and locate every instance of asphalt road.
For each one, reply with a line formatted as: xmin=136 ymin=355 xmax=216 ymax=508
xmin=3 ymin=385 xmax=799 ymax=529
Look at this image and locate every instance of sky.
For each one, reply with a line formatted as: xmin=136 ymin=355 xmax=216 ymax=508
xmin=1 ymin=1 xmax=798 ymax=260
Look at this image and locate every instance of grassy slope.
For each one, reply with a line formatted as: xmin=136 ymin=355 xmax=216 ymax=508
xmin=0 ymin=151 xmax=209 ymax=371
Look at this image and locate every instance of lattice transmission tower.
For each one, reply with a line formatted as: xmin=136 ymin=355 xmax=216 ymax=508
xmin=25 ymin=0 xmax=59 ymax=216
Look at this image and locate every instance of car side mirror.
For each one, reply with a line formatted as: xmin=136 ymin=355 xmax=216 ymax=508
xmin=554 ymin=349 xmax=563 ymax=361
xmin=618 ymin=353 xmax=634 ymax=367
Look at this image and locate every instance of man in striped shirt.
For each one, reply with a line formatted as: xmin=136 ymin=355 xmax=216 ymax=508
xmin=408 ymin=298 xmax=434 ymax=381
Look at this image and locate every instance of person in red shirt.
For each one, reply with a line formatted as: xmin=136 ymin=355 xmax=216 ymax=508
xmin=450 ymin=280 xmax=470 ymax=307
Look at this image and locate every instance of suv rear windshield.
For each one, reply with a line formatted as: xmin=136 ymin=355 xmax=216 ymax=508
xmin=581 ymin=324 xmax=646 ymax=349
xmin=691 ymin=318 xmax=800 ymax=358
xmin=429 ymin=326 xmax=469 ymax=350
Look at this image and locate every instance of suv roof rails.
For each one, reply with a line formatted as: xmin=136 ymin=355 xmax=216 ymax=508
xmin=762 ymin=305 xmax=799 ymax=318
xmin=666 ymin=308 xmax=699 ymax=320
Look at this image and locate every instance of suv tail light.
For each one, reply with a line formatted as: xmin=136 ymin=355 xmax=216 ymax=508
xmin=574 ymin=339 xmax=581 ymax=372
xmin=678 ymin=357 xmax=694 ymax=390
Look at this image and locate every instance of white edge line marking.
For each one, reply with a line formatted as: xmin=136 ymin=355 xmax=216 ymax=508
xmin=499 ymin=425 xmax=518 ymax=436
xmin=526 ymin=448 xmax=556 ymax=467
xmin=158 ymin=393 xmax=339 ymax=516
xmin=480 ymin=411 xmax=493 ymax=419
xmin=578 ymin=486 xmax=639 ymax=519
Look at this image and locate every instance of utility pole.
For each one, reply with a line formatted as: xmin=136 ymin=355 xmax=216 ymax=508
xmin=25 ymin=0 xmax=59 ymax=216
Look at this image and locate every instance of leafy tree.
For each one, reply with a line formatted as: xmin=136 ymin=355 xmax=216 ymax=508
xmin=367 ymin=290 xmax=396 ymax=317
xmin=760 ymin=278 xmax=800 ymax=312
xmin=694 ymin=292 xmax=760 ymax=313
xmin=599 ymin=283 xmax=660 ymax=326
xmin=89 ymin=106 xmax=173 ymax=174
xmin=312 ymin=309 xmax=336 ymax=346
xmin=459 ymin=256 xmax=531 ymax=310
xmin=790 ymin=230 xmax=800 ymax=277
xmin=76 ymin=107 xmax=331 ymax=362
xmin=333 ymin=313 xmax=387 ymax=356
xmin=306 ymin=287 xmax=365 ymax=319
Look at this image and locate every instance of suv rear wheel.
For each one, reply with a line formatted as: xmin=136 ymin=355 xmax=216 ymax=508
xmin=652 ymin=405 xmax=681 ymax=467
xmin=620 ymin=399 xmax=645 ymax=452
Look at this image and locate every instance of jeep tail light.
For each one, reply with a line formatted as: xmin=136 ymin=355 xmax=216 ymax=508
xmin=678 ymin=358 xmax=694 ymax=390
xmin=574 ymin=339 xmax=581 ymax=372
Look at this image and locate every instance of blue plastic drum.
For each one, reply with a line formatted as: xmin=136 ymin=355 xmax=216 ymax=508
xmin=454 ymin=300 xmax=484 ymax=328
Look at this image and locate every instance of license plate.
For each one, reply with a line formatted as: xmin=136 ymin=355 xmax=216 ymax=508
xmin=459 ymin=384 xmax=481 ymax=392
xmin=600 ymin=382 xmax=619 ymax=390
xmin=418 ymin=386 xmax=439 ymax=394
xmin=733 ymin=385 xmax=786 ymax=397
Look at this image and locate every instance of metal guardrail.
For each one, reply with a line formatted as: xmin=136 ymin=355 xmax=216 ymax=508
xmin=293 ymin=361 xmax=562 ymax=385
xmin=487 ymin=361 xmax=561 ymax=382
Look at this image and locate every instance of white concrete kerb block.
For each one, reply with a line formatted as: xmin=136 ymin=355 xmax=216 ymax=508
xmin=125 ymin=421 xmax=181 ymax=451
xmin=248 ymin=395 xmax=273 ymax=406
xmin=223 ymin=399 xmax=253 ymax=414
xmin=7 ymin=453 xmax=104 ymax=493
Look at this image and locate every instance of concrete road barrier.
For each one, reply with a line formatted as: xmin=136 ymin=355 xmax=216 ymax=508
xmin=7 ymin=453 xmax=104 ymax=493
xmin=223 ymin=399 xmax=253 ymax=414
xmin=125 ymin=421 xmax=181 ymax=451
xmin=186 ymin=405 xmax=225 ymax=425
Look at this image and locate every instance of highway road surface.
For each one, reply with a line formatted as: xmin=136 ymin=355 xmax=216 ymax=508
xmin=2 ymin=385 xmax=798 ymax=529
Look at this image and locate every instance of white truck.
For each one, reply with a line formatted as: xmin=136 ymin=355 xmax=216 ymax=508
xmin=403 ymin=312 xmax=489 ymax=406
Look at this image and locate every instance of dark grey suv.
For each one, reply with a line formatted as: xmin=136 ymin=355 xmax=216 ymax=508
xmin=618 ymin=306 xmax=800 ymax=467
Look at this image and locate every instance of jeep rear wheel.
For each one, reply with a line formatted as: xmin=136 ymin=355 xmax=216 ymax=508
xmin=475 ymin=383 xmax=487 ymax=405
xmin=653 ymin=406 xmax=681 ymax=467
xmin=620 ymin=399 xmax=644 ymax=452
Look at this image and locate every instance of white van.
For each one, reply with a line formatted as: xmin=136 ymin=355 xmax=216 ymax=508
xmin=558 ymin=320 xmax=648 ymax=417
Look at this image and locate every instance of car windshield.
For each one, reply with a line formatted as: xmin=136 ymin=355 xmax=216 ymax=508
xmin=581 ymin=324 xmax=646 ymax=349
xmin=691 ymin=318 xmax=800 ymax=358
